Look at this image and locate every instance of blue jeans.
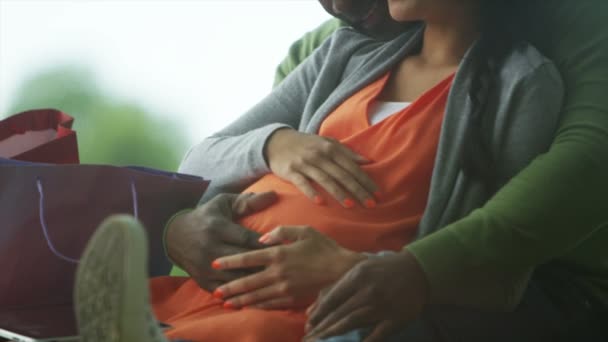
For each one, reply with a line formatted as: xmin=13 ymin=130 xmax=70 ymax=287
xmin=319 ymin=270 xmax=606 ymax=342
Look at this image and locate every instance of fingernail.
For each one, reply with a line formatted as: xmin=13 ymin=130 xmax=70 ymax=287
xmin=211 ymin=260 xmax=222 ymax=270
xmin=364 ymin=198 xmax=377 ymax=209
xmin=223 ymin=301 xmax=235 ymax=309
xmin=313 ymin=195 xmax=325 ymax=205
xmin=212 ymin=289 xmax=224 ymax=299
xmin=343 ymin=198 xmax=355 ymax=208
xmin=258 ymin=233 xmax=270 ymax=243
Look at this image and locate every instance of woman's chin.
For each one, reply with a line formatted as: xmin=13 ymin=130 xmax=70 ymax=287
xmin=355 ymin=19 xmax=413 ymax=41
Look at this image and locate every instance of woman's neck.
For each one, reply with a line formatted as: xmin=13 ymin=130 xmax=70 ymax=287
xmin=419 ymin=5 xmax=480 ymax=68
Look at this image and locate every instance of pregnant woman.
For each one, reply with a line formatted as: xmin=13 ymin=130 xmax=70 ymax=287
xmin=72 ymin=0 xmax=605 ymax=341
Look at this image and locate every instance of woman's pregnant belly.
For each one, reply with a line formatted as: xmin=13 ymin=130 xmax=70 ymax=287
xmin=238 ymin=173 xmax=422 ymax=252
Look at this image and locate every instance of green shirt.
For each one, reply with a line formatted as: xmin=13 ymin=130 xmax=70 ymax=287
xmin=275 ymin=1 xmax=608 ymax=310
xmin=273 ymin=19 xmax=347 ymax=87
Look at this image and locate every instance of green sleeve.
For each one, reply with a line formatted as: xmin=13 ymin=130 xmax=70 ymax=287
xmin=407 ymin=0 xmax=608 ymax=310
xmin=273 ymin=18 xmax=346 ymax=87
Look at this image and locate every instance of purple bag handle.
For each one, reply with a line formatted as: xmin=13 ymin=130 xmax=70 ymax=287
xmin=35 ymin=177 xmax=139 ymax=264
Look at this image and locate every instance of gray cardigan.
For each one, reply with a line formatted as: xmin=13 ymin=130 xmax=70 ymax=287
xmin=179 ymin=26 xmax=564 ymax=241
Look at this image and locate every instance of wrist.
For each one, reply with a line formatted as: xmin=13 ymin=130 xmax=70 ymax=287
xmin=397 ymin=249 xmax=430 ymax=307
xmin=263 ymin=127 xmax=294 ymax=166
xmin=165 ymin=209 xmax=194 ymax=268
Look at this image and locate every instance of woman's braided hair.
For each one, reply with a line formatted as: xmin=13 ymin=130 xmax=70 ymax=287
xmin=462 ymin=0 xmax=524 ymax=190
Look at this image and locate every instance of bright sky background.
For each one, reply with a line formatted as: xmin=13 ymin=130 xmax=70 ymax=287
xmin=0 ymin=0 xmax=331 ymax=144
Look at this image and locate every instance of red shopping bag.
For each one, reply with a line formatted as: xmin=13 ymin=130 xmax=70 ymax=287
xmin=0 ymin=158 xmax=208 ymax=309
xmin=0 ymin=109 xmax=79 ymax=164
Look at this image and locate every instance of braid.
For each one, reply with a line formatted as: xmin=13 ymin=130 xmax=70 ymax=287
xmin=462 ymin=0 xmax=522 ymax=191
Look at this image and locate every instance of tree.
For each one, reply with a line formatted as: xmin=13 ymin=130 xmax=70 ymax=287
xmin=5 ymin=65 xmax=188 ymax=171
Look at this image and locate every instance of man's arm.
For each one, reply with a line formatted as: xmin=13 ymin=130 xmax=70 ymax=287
xmin=273 ymin=18 xmax=345 ymax=87
xmin=407 ymin=0 xmax=608 ymax=309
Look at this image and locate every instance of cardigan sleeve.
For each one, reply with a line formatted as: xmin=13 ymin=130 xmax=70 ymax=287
xmin=178 ymin=32 xmax=339 ymax=201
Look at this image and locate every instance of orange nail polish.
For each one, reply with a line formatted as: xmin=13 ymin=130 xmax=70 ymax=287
xmin=213 ymin=289 xmax=224 ymax=299
xmin=313 ymin=195 xmax=324 ymax=205
xmin=211 ymin=260 xmax=222 ymax=270
xmin=343 ymin=198 xmax=355 ymax=208
xmin=223 ymin=301 xmax=235 ymax=309
xmin=364 ymin=198 xmax=377 ymax=209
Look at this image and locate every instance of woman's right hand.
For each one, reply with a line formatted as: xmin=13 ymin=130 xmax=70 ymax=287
xmin=264 ymin=128 xmax=379 ymax=208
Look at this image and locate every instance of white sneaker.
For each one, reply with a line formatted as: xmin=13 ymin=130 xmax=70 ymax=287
xmin=75 ymin=215 xmax=168 ymax=342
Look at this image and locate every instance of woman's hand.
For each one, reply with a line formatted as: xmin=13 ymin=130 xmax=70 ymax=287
xmin=265 ymin=128 xmax=379 ymax=208
xmin=304 ymin=250 xmax=429 ymax=342
xmin=211 ymin=226 xmax=367 ymax=310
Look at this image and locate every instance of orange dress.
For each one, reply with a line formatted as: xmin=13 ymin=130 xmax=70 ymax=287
xmin=151 ymin=72 xmax=455 ymax=341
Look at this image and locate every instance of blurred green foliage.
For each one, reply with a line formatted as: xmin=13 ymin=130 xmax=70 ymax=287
xmin=5 ymin=65 xmax=188 ymax=171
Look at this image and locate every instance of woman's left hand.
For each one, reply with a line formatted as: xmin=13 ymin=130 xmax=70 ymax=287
xmin=211 ymin=226 xmax=366 ymax=310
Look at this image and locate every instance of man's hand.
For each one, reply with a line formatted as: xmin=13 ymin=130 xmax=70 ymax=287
xmin=166 ymin=192 xmax=278 ymax=292
xmin=304 ymin=250 xmax=429 ymax=342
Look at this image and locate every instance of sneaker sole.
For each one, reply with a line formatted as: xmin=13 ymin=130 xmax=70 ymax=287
xmin=75 ymin=215 xmax=167 ymax=342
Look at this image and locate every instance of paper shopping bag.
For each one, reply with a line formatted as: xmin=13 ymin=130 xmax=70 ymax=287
xmin=0 ymin=158 xmax=208 ymax=309
xmin=0 ymin=109 xmax=79 ymax=164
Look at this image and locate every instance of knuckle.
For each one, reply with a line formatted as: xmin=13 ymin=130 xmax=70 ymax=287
xmin=278 ymin=282 xmax=291 ymax=295
xmin=320 ymin=141 xmax=335 ymax=154
xmin=307 ymin=148 xmax=324 ymax=160
xmin=275 ymin=266 xmax=289 ymax=279
xmin=198 ymin=237 xmax=215 ymax=251
xmin=269 ymin=269 xmax=282 ymax=281
xmin=246 ymin=292 xmax=260 ymax=305
xmin=295 ymin=177 xmax=310 ymax=189
xmin=285 ymin=163 xmax=298 ymax=173
xmin=292 ymin=156 xmax=306 ymax=166
xmin=303 ymin=226 xmax=316 ymax=235
xmin=240 ymin=253 xmax=253 ymax=266
xmin=202 ymin=217 xmax=222 ymax=235
xmin=315 ymin=173 xmax=332 ymax=184
xmin=272 ymin=248 xmax=287 ymax=262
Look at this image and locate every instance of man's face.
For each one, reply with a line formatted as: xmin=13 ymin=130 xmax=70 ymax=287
xmin=319 ymin=0 xmax=410 ymax=40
